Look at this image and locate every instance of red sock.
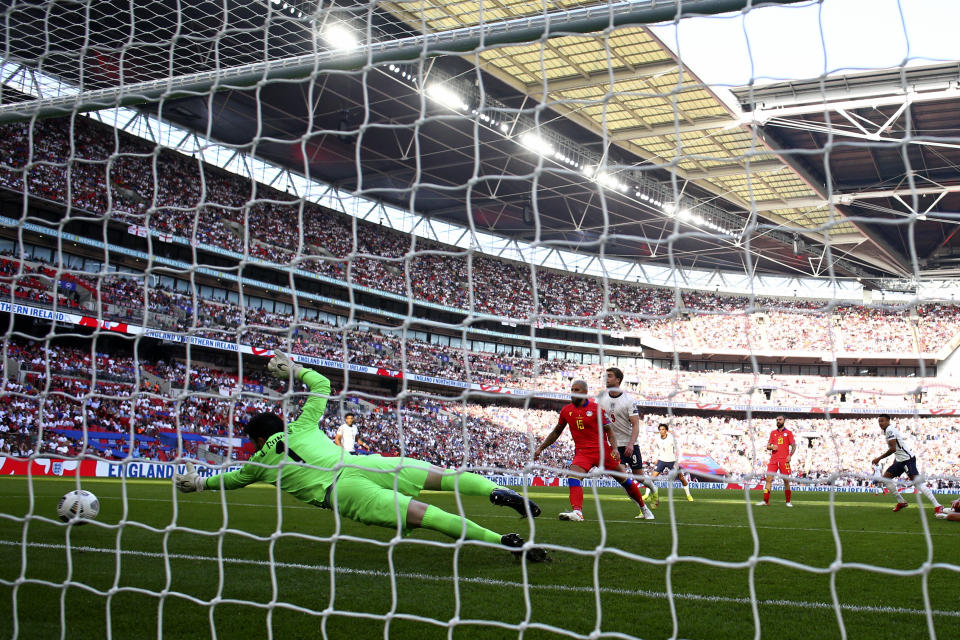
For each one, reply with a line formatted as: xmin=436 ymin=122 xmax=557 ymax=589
xmin=785 ymin=489 xmax=792 ymax=503
xmin=763 ymin=490 xmax=770 ymax=504
xmin=569 ymin=485 xmax=583 ymax=511
xmin=621 ymin=479 xmax=646 ymax=508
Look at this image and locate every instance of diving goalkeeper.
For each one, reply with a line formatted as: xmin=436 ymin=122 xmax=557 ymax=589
xmin=174 ymin=352 xmax=546 ymax=562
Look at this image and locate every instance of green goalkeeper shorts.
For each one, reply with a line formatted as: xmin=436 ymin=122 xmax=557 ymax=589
xmin=330 ymin=455 xmax=431 ymax=533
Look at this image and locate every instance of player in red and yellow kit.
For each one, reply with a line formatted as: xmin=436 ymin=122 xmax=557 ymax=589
xmin=533 ymin=379 xmax=654 ymax=521
xmin=758 ymin=415 xmax=797 ymax=507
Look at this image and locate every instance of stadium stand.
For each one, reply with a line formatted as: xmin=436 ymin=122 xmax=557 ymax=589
xmin=2 ymin=118 xmax=960 ymax=356
xmin=2 ymin=116 xmax=960 ymax=491
xmin=2 ymin=339 xmax=959 ymax=482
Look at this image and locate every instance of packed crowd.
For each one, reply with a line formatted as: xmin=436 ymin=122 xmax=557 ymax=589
xmin=6 ymin=250 xmax=960 ymax=408
xmin=0 ymin=257 xmax=87 ymax=310
xmin=313 ymin=400 xmax=573 ymax=473
xmin=383 ymin=405 xmax=960 ymax=480
xmin=7 ymin=243 xmax=960 ymax=413
xmin=2 ymin=338 xmax=960 ymax=482
xmin=2 ymin=118 xmax=960 ymax=357
xmin=3 ymin=246 xmax=959 ymax=403
xmin=0 ymin=340 xmax=286 ymax=461
xmin=618 ymin=366 xmax=950 ymax=408
xmin=628 ymin=413 xmax=960 ymax=483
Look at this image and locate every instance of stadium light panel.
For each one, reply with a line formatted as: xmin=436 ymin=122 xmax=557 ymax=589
xmin=426 ymin=83 xmax=468 ymax=111
xmin=323 ymin=23 xmax=359 ymax=51
xmin=519 ymin=132 xmax=554 ymax=156
xmin=594 ymin=171 xmax=626 ymax=192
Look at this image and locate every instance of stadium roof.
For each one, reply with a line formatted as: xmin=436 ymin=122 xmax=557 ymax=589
xmin=732 ymin=63 xmax=960 ymax=283
xmin=379 ymin=0 xmax=882 ymax=271
xmin=6 ymin=0 xmax=960 ymax=290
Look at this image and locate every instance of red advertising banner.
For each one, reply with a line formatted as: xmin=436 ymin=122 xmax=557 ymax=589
xmin=0 ymin=457 xmax=241 ymax=479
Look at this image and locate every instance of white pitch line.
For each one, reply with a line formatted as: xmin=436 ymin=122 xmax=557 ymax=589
xmin=0 ymin=539 xmax=957 ymax=619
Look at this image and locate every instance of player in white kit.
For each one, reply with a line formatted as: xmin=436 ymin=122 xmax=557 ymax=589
xmin=597 ymin=367 xmax=659 ymax=510
xmin=649 ymin=423 xmax=693 ymax=501
xmin=334 ymin=412 xmax=366 ymax=454
xmin=871 ymin=414 xmax=942 ymax=514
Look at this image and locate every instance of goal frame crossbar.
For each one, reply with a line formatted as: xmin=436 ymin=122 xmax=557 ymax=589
xmin=0 ymin=0 xmax=806 ymax=124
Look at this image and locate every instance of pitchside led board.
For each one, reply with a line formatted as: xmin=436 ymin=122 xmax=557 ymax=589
xmin=4 ymin=458 xmax=945 ymax=496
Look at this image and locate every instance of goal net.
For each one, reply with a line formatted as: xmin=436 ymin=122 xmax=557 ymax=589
xmin=1 ymin=0 xmax=958 ymax=638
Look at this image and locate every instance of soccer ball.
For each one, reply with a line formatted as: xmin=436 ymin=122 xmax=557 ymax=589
xmin=57 ymin=490 xmax=100 ymax=524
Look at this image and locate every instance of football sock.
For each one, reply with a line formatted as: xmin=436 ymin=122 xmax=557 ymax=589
xmin=640 ymin=477 xmax=657 ymax=493
xmin=682 ymin=485 xmax=691 ymax=498
xmin=915 ymin=483 xmax=941 ymax=508
xmin=763 ymin=490 xmax=770 ymax=504
xmin=885 ymin=479 xmax=907 ymax=503
xmin=784 ymin=489 xmax=792 ymax=503
xmin=439 ymin=470 xmax=497 ymax=496
xmin=568 ymin=478 xmax=584 ymax=511
xmin=620 ymin=478 xmax=645 ymax=508
xmin=420 ymin=505 xmax=502 ymax=544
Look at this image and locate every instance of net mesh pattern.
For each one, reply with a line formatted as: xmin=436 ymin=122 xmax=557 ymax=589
xmin=1 ymin=1 xmax=959 ymax=638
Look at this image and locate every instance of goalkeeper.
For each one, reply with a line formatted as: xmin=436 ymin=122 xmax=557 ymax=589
xmin=175 ymin=352 xmax=547 ymax=562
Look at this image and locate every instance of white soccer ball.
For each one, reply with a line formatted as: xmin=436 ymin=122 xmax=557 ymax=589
xmin=57 ymin=489 xmax=100 ymax=524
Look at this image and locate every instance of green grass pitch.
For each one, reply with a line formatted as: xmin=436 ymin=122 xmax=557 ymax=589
xmin=1 ymin=477 xmax=957 ymax=640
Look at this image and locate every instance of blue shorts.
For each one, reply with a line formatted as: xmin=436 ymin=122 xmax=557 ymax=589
xmin=617 ymin=445 xmax=643 ymax=472
xmin=655 ymin=460 xmax=677 ymax=473
xmin=886 ymin=457 xmax=919 ymax=478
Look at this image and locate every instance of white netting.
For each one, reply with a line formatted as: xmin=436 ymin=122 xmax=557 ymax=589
xmin=1 ymin=0 xmax=960 ymax=638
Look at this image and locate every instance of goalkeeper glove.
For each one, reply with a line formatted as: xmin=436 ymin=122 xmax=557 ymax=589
xmin=267 ymin=350 xmax=303 ymax=380
xmin=175 ymin=462 xmax=206 ymax=493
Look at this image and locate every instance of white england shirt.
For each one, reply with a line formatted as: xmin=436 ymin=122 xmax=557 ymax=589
xmin=597 ymin=389 xmax=639 ymax=447
xmin=884 ymin=425 xmax=915 ymax=462
xmin=652 ymin=433 xmax=680 ymax=463
xmin=336 ymin=423 xmax=359 ymax=453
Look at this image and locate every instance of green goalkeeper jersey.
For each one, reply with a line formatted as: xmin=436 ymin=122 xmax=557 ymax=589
xmin=203 ymin=368 xmax=343 ymax=506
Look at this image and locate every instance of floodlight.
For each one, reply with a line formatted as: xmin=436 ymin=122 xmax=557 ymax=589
xmin=426 ymin=83 xmax=468 ymax=111
xmin=519 ymin=132 xmax=554 ymax=156
xmin=324 ymin=23 xmax=359 ymax=51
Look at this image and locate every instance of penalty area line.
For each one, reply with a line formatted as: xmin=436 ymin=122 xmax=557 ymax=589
xmin=1 ymin=539 xmax=957 ymax=618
